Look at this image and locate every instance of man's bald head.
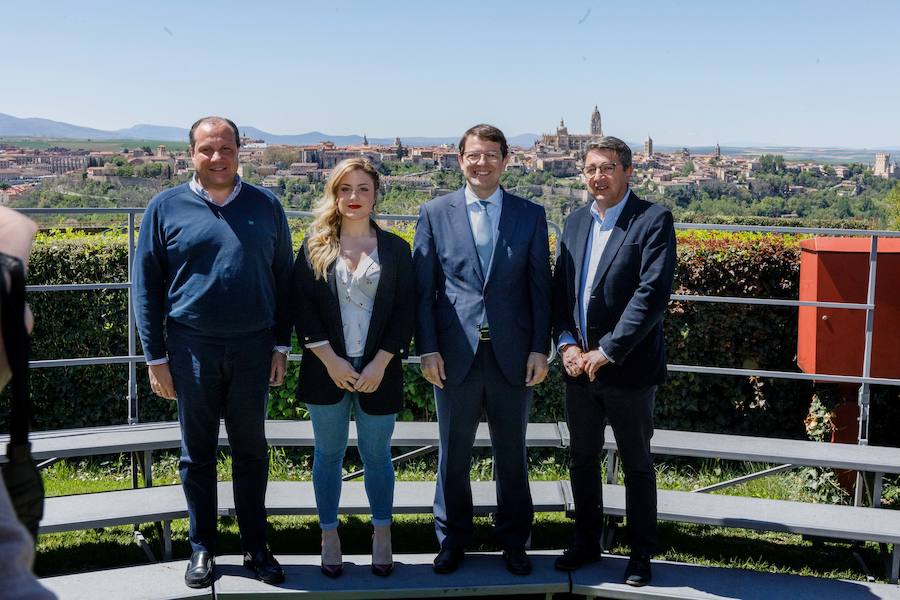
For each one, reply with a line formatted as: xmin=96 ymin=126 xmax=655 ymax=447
xmin=189 ymin=116 xmax=240 ymax=152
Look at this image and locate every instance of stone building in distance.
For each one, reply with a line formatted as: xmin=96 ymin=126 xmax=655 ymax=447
xmin=538 ymin=105 xmax=603 ymax=153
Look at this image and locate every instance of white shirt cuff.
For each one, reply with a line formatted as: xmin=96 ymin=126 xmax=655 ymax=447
xmin=305 ymin=340 xmax=329 ymax=349
xmin=274 ymin=345 xmax=290 ymax=355
xmin=598 ymin=345 xmax=614 ymax=363
xmin=419 ymin=351 xmax=440 ymax=359
xmin=146 ymin=357 xmax=168 ymax=366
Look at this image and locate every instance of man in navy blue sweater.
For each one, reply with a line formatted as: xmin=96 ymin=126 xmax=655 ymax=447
xmin=133 ymin=117 xmax=292 ymax=588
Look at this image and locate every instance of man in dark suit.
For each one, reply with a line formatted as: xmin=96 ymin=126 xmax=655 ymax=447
xmin=551 ymin=136 xmax=676 ymax=586
xmin=413 ymin=124 xmax=552 ymax=575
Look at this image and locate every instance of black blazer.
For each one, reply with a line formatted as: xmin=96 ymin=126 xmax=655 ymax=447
xmin=292 ymin=224 xmax=414 ymax=415
xmin=551 ymin=192 xmax=676 ymax=387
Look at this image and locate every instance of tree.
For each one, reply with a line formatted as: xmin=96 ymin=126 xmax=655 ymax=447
xmin=759 ymin=154 xmax=785 ymax=174
xmin=752 ymin=196 xmax=787 ymax=217
xmin=433 ymin=170 xmax=464 ymax=189
xmin=263 ymin=148 xmax=302 ymax=168
xmin=885 ymin=183 xmax=900 ymax=230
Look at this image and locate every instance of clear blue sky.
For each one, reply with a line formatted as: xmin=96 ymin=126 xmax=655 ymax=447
xmin=5 ymin=0 xmax=899 ymax=147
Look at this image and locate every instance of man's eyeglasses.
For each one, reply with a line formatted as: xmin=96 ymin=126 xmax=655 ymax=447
xmin=462 ymin=152 xmax=503 ymax=164
xmin=582 ymin=162 xmax=618 ymax=177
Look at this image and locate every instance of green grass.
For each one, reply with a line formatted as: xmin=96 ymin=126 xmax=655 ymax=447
xmin=34 ymin=450 xmax=897 ymax=583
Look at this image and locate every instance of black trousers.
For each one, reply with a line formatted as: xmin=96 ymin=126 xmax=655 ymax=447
xmin=433 ymin=341 xmax=534 ymax=552
xmin=565 ymin=379 xmax=657 ymax=555
xmin=167 ymin=323 xmax=273 ymax=554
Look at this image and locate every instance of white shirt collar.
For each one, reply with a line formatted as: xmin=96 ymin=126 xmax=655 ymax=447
xmin=590 ymin=187 xmax=631 ymax=227
xmin=464 ymin=184 xmax=503 ymax=207
xmin=189 ymin=174 xmax=243 ymax=206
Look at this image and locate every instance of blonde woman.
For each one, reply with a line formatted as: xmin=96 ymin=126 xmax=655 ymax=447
xmin=291 ymin=158 xmax=414 ymax=577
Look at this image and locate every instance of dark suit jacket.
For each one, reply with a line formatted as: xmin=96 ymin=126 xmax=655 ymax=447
xmin=413 ymin=187 xmax=552 ymax=386
xmin=292 ymin=224 xmax=414 ymax=415
xmin=552 ymin=192 xmax=676 ymax=387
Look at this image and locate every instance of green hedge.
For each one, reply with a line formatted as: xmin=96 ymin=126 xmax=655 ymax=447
xmin=2 ymin=228 xmax=897 ymax=446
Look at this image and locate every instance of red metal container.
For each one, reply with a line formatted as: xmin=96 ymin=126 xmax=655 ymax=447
xmin=797 ymin=237 xmax=900 ymax=378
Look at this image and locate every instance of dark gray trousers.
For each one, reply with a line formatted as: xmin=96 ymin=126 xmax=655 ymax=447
xmin=565 ymin=379 xmax=657 ymax=555
xmin=433 ymin=341 xmax=534 ymax=552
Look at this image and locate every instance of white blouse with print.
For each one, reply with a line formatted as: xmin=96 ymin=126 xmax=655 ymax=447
xmin=335 ymin=249 xmax=381 ymax=357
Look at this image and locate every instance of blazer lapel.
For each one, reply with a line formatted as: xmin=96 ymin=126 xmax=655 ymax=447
xmin=326 ymin=261 xmax=348 ymax=356
xmin=363 ymin=225 xmax=392 ymax=358
xmin=449 ymin=188 xmax=485 ymax=284
xmin=488 ymin=190 xmax=521 ymax=285
xmin=589 ymin=196 xmax=637 ymax=293
xmin=570 ymin=204 xmax=593 ymax=288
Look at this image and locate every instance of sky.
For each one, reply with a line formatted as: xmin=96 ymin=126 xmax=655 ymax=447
xmin=4 ymin=0 xmax=900 ymax=148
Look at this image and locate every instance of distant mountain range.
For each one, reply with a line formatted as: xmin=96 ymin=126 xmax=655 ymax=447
xmin=0 ymin=112 xmax=539 ymax=148
xmin=1 ymin=113 xmax=896 ymax=162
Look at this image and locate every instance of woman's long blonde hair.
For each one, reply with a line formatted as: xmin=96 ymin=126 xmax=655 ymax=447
xmin=306 ymin=157 xmax=380 ymax=280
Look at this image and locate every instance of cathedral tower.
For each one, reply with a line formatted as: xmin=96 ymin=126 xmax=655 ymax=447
xmin=590 ymin=105 xmax=602 ymax=136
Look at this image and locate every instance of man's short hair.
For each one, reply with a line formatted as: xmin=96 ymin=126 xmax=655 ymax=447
xmin=189 ymin=116 xmax=241 ymax=152
xmin=459 ymin=124 xmax=509 ymax=158
xmin=582 ymin=136 xmax=632 ymax=170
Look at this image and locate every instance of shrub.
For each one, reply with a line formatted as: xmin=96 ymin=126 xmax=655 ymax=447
xmin=3 ymin=228 xmax=896 ymax=447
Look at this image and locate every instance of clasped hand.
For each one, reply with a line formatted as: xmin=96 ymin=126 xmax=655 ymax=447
xmin=325 ymin=356 xmax=385 ymax=393
xmin=560 ymin=344 xmax=608 ymax=381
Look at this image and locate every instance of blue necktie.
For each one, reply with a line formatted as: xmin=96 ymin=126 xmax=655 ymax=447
xmin=474 ymin=200 xmax=494 ymax=276
xmin=473 ymin=200 xmax=493 ymax=329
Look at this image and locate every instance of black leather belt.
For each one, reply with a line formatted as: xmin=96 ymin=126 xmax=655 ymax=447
xmin=479 ymin=327 xmax=491 ymax=341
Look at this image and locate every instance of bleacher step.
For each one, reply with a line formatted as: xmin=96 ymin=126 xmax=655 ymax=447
xmin=40 ymin=552 xmax=900 ymax=599
xmin=572 ymin=554 xmax=900 ymax=599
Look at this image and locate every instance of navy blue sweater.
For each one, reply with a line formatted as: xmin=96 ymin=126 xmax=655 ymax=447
xmin=133 ymin=182 xmax=293 ymax=361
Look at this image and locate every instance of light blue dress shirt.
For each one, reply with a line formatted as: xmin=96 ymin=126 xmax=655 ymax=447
xmin=189 ymin=174 xmax=243 ymax=206
xmin=558 ymin=189 xmax=632 ymax=359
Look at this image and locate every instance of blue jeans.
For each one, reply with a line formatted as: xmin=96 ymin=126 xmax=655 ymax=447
xmin=306 ymin=360 xmax=396 ymax=530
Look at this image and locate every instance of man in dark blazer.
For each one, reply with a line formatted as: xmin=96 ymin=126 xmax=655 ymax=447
xmin=551 ymin=136 xmax=676 ymax=587
xmin=413 ymin=124 xmax=552 ymax=575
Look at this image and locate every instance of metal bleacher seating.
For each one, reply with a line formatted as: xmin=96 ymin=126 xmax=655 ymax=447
xmin=7 ymin=417 xmax=900 ymax=592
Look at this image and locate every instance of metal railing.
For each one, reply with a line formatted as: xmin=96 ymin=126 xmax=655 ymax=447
xmin=15 ymin=207 xmax=900 ymax=502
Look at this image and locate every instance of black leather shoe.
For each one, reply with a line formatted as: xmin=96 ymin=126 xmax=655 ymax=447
xmin=554 ymin=546 xmax=602 ymax=571
xmin=243 ymin=549 xmax=285 ymax=585
xmin=624 ymin=553 xmax=652 ymax=587
xmin=502 ymin=548 xmax=532 ymax=575
xmin=432 ymin=548 xmax=465 ymax=574
xmin=184 ymin=551 xmax=214 ymax=589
